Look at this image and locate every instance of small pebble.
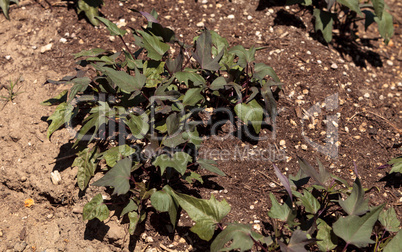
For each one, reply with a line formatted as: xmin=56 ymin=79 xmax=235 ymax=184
xmin=301 ymin=144 xmax=308 ymax=150
xmin=196 ymin=21 xmax=204 ymax=27
xmin=5 ymin=55 xmax=11 ymax=60
xmin=247 ymin=15 xmax=252 ymax=20
xmin=145 ymin=236 xmax=154 ymax=243
xmin=386 ymin=60 xmax=393 ymax=66
xmin=59 ymin=38 xmax=67 ymax=43
xmin=331 ymin=63 xmax=338 ymax=69
xmin=363 ymin=93 xmax=370 ymax=98
xmin=51 ymin=170 xmax=61 ymax=185
xmin=253 ymin=224 xmax=261 ymax=231
xmin=279 ymin=140 xmax=286 ymax=146
xmin=40 ymin=43 xmax=53 ymax=53
xmin=250 ymin=205 xmax=254 ymax=210
xmin=317 ymin=60 xmax=322 ymax=64
xmin=227 ymin=14 xmax=235 ymax=19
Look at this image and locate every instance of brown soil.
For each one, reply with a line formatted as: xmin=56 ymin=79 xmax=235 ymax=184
xmin=0 ymin=0 xmax=401 ymax=251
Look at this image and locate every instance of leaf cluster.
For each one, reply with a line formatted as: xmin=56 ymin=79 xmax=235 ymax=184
xmin=42 ymin=10 xmax=281 ymax=241
xmin=286 ymin=0 xmax=394 ymax=44
xmin=212 ymin=158 xmax=401 ymax=251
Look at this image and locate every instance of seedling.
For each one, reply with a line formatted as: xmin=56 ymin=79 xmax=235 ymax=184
xmin=0 ymin=75 xmax=23 ymax=109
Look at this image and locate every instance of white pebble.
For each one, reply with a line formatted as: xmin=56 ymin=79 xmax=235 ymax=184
xmin=196 ymin=21 xmax=204 ymax=27
xmin=364 ymin=93 xmax=370 ymax=98
xmin=59 ymin=38 xmax=67 ymax=43
xmin=5 ymin=55 xmax=11 ymax=60
xmin=331 ymin=63 xmax=338 ymax=69
xmin=386 ymin=60 xmax=393 ymax=66
xmin=250 ymin=205 xmax=254 ymax=210
xmin=50 ymin=170 xmax=61 ymax=185
xmin=40 ymin=43 xmax=53 ymax=53
xmin=317 ymin=60 xmax=322 ymax=64
xmin=227 ymin=14 xmax=235 ymax=19
xmin=247 ymin=15 xmax=252 ymax=20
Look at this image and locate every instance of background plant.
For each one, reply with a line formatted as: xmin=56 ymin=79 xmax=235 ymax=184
xmin=286 ymin=0 xmax=394 ymax=44
xmin=211 ymin=158 xmax=401 ymax=251
xmin=0 ymin=0 xmax=18 ymax=19
xmin=42 ymin=10 xmax=282 ymax=241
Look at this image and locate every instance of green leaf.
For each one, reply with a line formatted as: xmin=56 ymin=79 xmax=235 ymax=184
xmin=192 ymin=30 xmax=223 ymax=71
xmin=210 ymin=76 xmax=227 ymax=90
xmin=124 ymin=113 xmax=149 ymax=139
xmin=183 ymin=171 xmax=204 ymax=184
xmin=279 ymin=230 xmax=314 ymax=252
xmin=261 ymin=82 xmax=278 ymax=125
xmin=384 ymin=230 xmax=402 ymax=252
xmin=316 ymin=219 xmax=337 ymax=251
xmin=299 ymin=189 xmax=320 ymax=214
xmin=68 ymin=77 xmax=91 ymax=101
xmin=77 ymin=0 xmax=102 ymax=26
xmin=96 ymin=16 xmax=127 ymax=36
xmin=268 ymin=193 xmax=296 ymax=225
xmin=143 ymin=60 xmax=165 ymax=88
xmin=151 ymin=189 xmax=179 ymax=227
xmin=210 ymin=30 xmax=229 ymax=57
xmin=46 ymin=102 xmax=74 ymax=139
xmin=234 ymin=100 xmax=264 ymax=134
xmin=166 ymin=50 xmax=184 ymax=74
xmin=83 ymin=194 xmax=109 ymax=221
xmin=228 ymin=45 xmax=256 ymax=68
xmin=333 ymin=204 xmax=384 ymax=248
xmin=297 ymin=158 xmax=330 ymax=186
xmin=73 ymin=48 xmax=107 ymax=59
xmin=92 ymin=157 xmax=132 ymax=195
xmin=101 ymin=145 xmax=136 ymax=167
xmin=137 ymin=30 xmax=170 ymax=61
xmin=338 ymin=177 xmax=369 ymax=216
xmin=313 ymin=9 xmax=334 ymax=43
xmin=183 ymin=88 xmax=204 ymax=106
xmin=164 ymin=185 xmax=231 ymax=241
xmin=211 ymin=223 xmax=272 ymax=252
xmin=128 ymin=211 xmax=140 ymax=235
xmin=74 ymin=147 xmax=99 ymax=191
xmin=375 ymin=10 xmax=394 ymax=45
xmin=120 ymin=199 xmax=138 ymax=217
xmin=153 ymin=152 xmax=192 ymax=175
xmin=389 ymin=156 xmax=402 ymax=173
xmin=74 ymin=102 xmax=113 ymax=146
xmin=175 ymin=70 xmax=206 ymax=87
xmin=336 ymin=0 xmax=363 ymax=16
xmin=371 ymin=0 xmax=384 ymax=19
xmin=0 ymin=0 xmax=11 ymax=19
xmin=253 ymin=63 xmax=280 ymax=83
xmin=41 ymin=90 xmax=68 ymax=106
xmin=197 ymin=159 xmax=226 ymax=176
xmin=166 ymin=112 xmax=181 ymax=136
xmin=93 ymin=64 xmax=145 ymax=93
xmin=379 ymin=207 xmax=400 ymax=232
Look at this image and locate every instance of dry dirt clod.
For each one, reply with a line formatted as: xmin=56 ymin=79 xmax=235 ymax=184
xmin=13 ymin=241 xmax=27 ymax=252
xmin=50 ymin=170 xmax=61 ymax=185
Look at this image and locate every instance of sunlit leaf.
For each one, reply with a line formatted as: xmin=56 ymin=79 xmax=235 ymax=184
xmin=92 ymin=157 xmax=132 ymax=195
xmin=384 ymin=230 xmax=402 ymax=252
xmin=128 ymin=211 xmax=140 ymax=235
xmin=317 ymin=219 xmax=337 ymax=251
xmin=374 ymin=10 xmax=394 ymax=44
xmin=336 ymin=0 xmax=363 ymax=16
xmin=77 ymin=0 xmax=103 ymax=26
xmin=234 ymin=100 xmax=264 ymax=134
xmin=229 ymin=45 xmax=256 ymax=68
xmin=137 ymin=30 xmax=169 ymax=61
xmin=371 ymin=0 xmax=384 ymax=19
xmin=192 ymin=30 xmax=223 ymax=71
xmin=379 ymin=207 xmax=400 ymax=232
xmin=197 ymin=159 xmax=226 ymax=176
xmin=101 ymin=145 xmax=136 ymax=167
xmin=120 ymin=199 xmax=138 ymax=217
xmin=389 ymin=156 xmax=402 ymax=173
xmin=183 ymin=87 xmax=204 ymax=106
xmin=299 ymin=189 xmax=320 ymax=214
xmin=83 ymin=194 xmax=109 ymax=221
xmin=211 ymin=223 xmax=272 ymax=252
xmin=73 ymin=147 xmax=99 ymax=191
xmin=333 ymin=204 xmax=384 ymax=248
xmin=279 ymin=230 xmax=314 ymax=252
xmin=124 ymin=113 xmax=149 ymax=139
xmin=151 ymin=189 xmax=179 ymax=227
xmin=46 ymin=102 xmax=75 ymax=139
xmin=73 ymin=48 xmax=108 ymax=59
xmin=268 ymin=193 xmax=296 ymax=226
xmin=153 ymin=152 xmax=192 ymax=175
xmin=97 ymin=16 xmax=127 ymax=36
xmin=338 ymin=177 xmax=369 ymax=216
xmin=313 ymin=9 xmax=334 ymax=43
xmin=164 ymin=185 xmax=230 ymax=241
xmin=41 ymin=90 xmax=68 ymax=106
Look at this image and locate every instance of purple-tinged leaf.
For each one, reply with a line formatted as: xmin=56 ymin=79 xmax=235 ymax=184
xmin=279 ymin=229 xmax=315 ymax=252
xmin=139 ymin=11 xmax=159 ymax=24
xmin=192 ymin=30 xmax=223 ymax=71
xmin=298 ymin=157 xmax=324 ymax=186
xmin=353 ymin=161 xmax=359 ymax=178
xmin=273 ymin=164 xmax=293 ymax=201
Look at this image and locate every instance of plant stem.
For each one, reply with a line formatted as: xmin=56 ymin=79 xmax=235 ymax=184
xmin=119 ymin=35 xmax=135 ymax=59
xmin=342 ymin=242 xmax=349 ymax=252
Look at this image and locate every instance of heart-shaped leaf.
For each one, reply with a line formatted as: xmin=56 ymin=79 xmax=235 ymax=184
xmin=338 ymin=177 xmax=369 ymax=216
xmin=92 ymin=157 xmax=132 ymax=195
xmin=234 ymin=100 xmax=264 ymax=134
xmin=153 ymin=152 xmax=192 ymax=175
xmin=83 ymin=194 xmax=109 ymax=221
xmin=192 ymin=30 xmax=223 ymax=71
